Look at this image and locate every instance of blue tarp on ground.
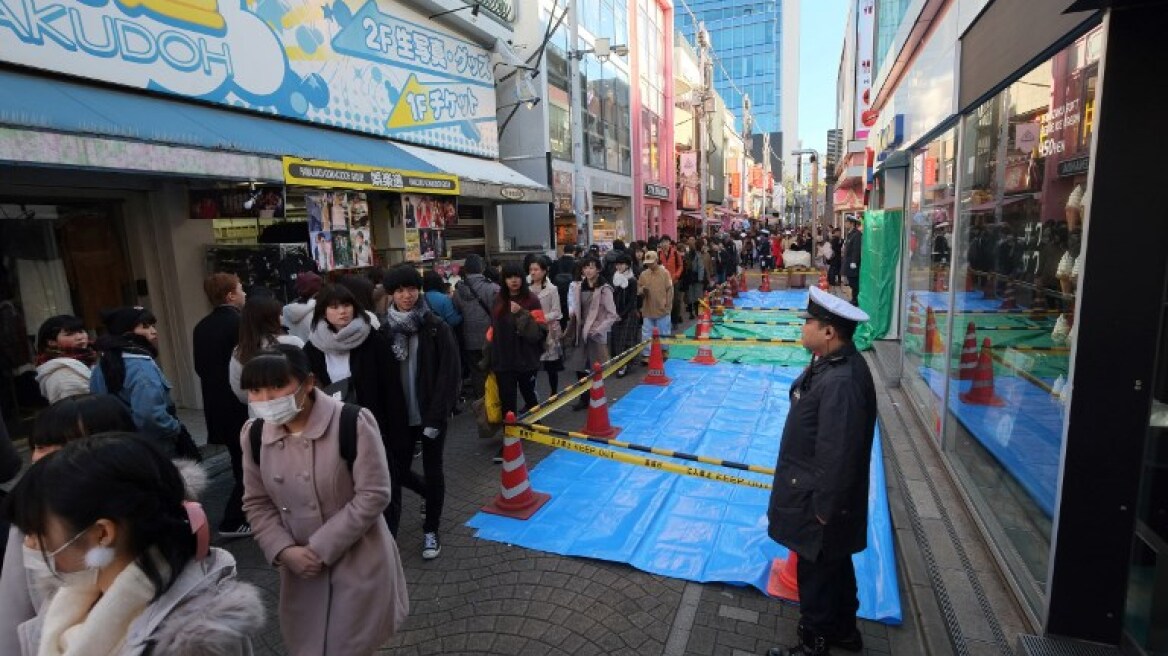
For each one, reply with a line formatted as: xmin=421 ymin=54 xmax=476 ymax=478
xmin=734 ymin=290 xmax=810 ymax=310
xmin=468 ymin=360 xmax=903 ymax=624
xmin=919 ymin=367 xmax=1062 ymax=516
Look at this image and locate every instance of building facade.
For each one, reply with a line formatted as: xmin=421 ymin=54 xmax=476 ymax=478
xmin=848 ymin=0 xmax=1168 ymax=652
xmin=0 ymin=0 xmax=549 ymax=427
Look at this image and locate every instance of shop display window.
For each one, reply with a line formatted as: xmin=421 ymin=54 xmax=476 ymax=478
xmin=931 ymin=25 xmax=1103 ymax=614
xmin=902 ymin=126 xmax=957 ymax=440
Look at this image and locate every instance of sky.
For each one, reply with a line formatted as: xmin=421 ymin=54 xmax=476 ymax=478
xmin=796 ymin=0 xmax=851 ymax=159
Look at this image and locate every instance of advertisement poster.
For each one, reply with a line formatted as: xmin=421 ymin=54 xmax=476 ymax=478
xmin=0 ymin=0 xmax=500 ymax=157
xmin=402 ymin=194 xmax=454 ymax=261
xmin=308 ymin=191 xmax=371 ymax=271
xmin=855 ymin=0 xmax=876 ymax=139
xmin=678 ymin=152 xmax=700 ymax=210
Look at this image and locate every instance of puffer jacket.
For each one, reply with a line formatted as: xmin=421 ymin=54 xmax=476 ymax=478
xmin=16 ymin=547 xmax=264 ymax=656
xmin=34 ymin=358 xmax=91 ymax=404
xmin=452 ymin=274 xmax=499 ymax=351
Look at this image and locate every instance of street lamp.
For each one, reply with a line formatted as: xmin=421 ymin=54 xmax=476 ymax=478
xmin=791 ymin=148 xmax=821 ymax=233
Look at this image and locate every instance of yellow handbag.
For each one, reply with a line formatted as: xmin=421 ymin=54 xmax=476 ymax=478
xmin=484 ymin=372 xmax=503 ymax=424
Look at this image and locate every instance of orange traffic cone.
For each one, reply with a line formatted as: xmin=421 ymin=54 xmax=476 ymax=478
xmin=712 ymin=289 xmax=725 ymax=317
xmin=729 ymin=276 xmax=740 ymax=298
xmin=582 ymin=362 xmax=621 ymax=438
xmin=959 ymin=339 xmax=1005 ymax=406
xmin=691 ymin=314 xmax=717 ymax=365
xmin=766 ymin=552 xmax=799 ymax=602
xmin=923 ymin=307 xmax=943 ymax=354
xmin=694 ymin=308 xmax=712 ymax=340
xmin=906 ymin=294 xmax=924 ymax=336
xmin=739 ymin=271 xmax=748 ymax=291
xmin=643 ymin=328 xmax=671 ymax=386
xmin=760 ymin=271 xmax=771 ymax=292
xmin=957 ymin=322 xmax=978 ymax=380
xmin=481 ymin=412 xmax=552 ymax=520
xmin=999 ymin=279 xmax=1018 ymax=310
xmin=723 ymin=284 xmax=735 ymax=308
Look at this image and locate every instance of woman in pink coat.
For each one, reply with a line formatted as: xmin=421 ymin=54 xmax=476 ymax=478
xmin=240 ymin=344 xmax=408 ymax=655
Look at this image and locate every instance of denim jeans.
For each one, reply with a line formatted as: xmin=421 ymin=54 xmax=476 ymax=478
xmin=641 ymin=315 xmax=672 ymax=356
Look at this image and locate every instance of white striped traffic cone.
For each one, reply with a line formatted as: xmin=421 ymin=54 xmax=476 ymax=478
xmin=481 ymin=412 xmax=552 ymax=520
xmin=582 ymin=362 xmax=621 ymax=438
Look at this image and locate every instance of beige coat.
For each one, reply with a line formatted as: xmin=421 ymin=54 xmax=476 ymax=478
xmin=637 ymin=266 xmax=675 ymax=318
xmin=241 ymin=392 xmax=408 ymax=656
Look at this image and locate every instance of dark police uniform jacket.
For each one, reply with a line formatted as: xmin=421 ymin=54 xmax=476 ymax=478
xmin=767 ymin=343 xmax=877 ymax=562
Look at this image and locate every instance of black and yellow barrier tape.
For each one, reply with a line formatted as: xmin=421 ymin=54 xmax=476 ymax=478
xmin=524 ymin=422 xmax=776 ymax=476
xmin=517 ymin=341 xmax=647 ymax=424
xmin=506 ymin=424 xmax=773 ymax=491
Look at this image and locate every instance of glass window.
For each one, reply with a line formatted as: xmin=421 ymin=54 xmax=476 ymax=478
xmin=550 ymin=102 xmax=572 ymax=161
xmin=916 ymin=24 xmax=1104 ymax=615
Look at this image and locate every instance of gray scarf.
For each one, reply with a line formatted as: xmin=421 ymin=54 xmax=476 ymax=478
xmin=309 ymin=315 xmax=371 ymax=354
xmin=385 ymin=304 xmax=429 ymax=361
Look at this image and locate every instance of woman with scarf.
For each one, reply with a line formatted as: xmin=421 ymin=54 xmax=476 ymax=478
xmin=486 ymin=263 xmax=546 ymax=446
xmin=380 ymin=265 xmax=460 ymax=558
xmin=607 ymin=253 xmax=640 ymax=377
xmin=527 ymin=256 xmax=564 ymax=392
xmin=303 ymin=286 xmax=401 ymax=520
xmin=566 ymin=255 xmax=619 ymax=409
xmin=34 ymin=315 xmax=96 ymax=404
xmin=89 ymin=306 xmax=187 ymax=458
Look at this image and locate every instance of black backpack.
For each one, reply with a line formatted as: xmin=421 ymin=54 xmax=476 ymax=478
xmin=249 ymin=403 xmax=362 ymax=470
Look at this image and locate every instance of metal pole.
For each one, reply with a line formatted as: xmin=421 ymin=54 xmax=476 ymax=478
xmin=741 ymin=94 xmax=751 ymax=220
xmin=568 ymin=0 xmax=589 ymax=247
xmin=698 ymin=24 xmax=710 ymax=234
xmin=810 ymin=154 xmax=818 ymax=230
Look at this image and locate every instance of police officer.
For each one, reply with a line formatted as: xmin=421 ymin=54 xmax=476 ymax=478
xmin=767 ymin=286 xmax=877 ymax=656
xmin=842 ymin=215 xmax=863 ymax=305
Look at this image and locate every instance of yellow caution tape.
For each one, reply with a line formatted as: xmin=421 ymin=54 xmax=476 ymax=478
xmin=518 ymin=342 xmax=646 ymax=423
xmin=508 ymin=425 xmax=773 ymax=490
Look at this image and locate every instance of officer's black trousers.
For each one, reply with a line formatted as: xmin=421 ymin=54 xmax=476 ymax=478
xmin=796 ymin=552 xmax=860 ymax=638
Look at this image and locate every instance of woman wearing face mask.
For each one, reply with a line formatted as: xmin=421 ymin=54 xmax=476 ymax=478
xmin=0 ymin=395 xmax=138 ymax=656
xmin=34 ymin=315 xmax=96 ymax=404
xmin=527 ymin=256 xmax=564 ymax=392
xmin=486 ymin=263 xmax=546 ymax=455
xmin=566 ymin=256 xmax=618 ymax=409
xmin=240 ymin=345 xmax=408 ymax=655
xmin=89 ymin=306 xmax=189 ymax=459
xmin=2 ymin=434 xmax=263 ymax=656
xmin=229 ymin=295 xmax=305 ymax=403
xmin=303 ymin=285 xmax=402 ymax=466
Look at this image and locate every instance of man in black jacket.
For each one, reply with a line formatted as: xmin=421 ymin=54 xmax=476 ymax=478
xmin=841 ymin=217 xmax=863 ymax=305
xmin=828 ymin=228 xmax=843 ymax=288
xmin=767 ymin=286 xmax=877 ymax=656
xmin=382 ymin=265 xmax=461 ymax=560
xmin=192 ymin=273 xmax=250 ymax=537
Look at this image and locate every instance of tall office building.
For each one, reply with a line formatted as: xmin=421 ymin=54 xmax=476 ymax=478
xmin=676 ymin=0 xmax=799 ymax=176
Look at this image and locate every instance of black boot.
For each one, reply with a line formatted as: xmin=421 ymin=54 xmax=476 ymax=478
xmin=766 ymin=624 xmax=830 ymax=656
xmin=571 ymin=372 xmax=590 ymax=411
xmin=829 ymin=627 xmax=863 ymax=652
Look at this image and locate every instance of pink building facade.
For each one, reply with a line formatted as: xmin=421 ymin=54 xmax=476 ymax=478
xmin=630 ymin=0 xmax=676 ymax=241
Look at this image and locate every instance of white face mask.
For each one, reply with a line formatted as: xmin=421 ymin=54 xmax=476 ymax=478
xmin=40 ymin=526 xmax=115 ymax=587
xmin=249 ymin=385 xmax=304 ymax=425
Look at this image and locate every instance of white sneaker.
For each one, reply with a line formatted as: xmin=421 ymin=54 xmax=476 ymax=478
xmin=422 ymin=532 xmax=441 ymax=560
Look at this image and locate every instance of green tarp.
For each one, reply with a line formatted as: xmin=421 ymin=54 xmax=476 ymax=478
xmin=854 ymin=209 xmax=903 ymax=351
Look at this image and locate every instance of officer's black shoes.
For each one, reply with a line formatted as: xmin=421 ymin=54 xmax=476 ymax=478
xmin=828 ymin=628 xmax=863 ymax=652
xmin=767 ymin=625 xmax=830 ymax=655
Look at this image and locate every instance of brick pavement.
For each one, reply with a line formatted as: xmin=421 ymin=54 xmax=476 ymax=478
xmin=197 ymin=334 xmax=923 ymax=655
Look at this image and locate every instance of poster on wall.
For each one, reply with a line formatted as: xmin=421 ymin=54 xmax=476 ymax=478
xmin=307 ymin=191 xmax=371 ymax=271
xmin=190 ymin=187 xmax=285 ymax=220
xmin=401 ymin=194 xmax=455 ymax=261
xmin=855 ymin=0 xmax=876 ymax=139
xmin=0 ymin=0 xmax=500 ymax=157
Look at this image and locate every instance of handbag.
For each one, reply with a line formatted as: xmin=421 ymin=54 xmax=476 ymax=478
xmin=484 ymin=372 xmax=502 ymax=424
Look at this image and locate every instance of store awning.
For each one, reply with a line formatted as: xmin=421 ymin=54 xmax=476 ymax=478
xmin=0 ymin=67 xmax=441 ymax=181
xmin=395 ymin=143 xmax=553 ymax=204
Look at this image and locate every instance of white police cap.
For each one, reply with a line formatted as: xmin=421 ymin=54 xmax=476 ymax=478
xmin=801 ymin=286 xmax=870 ymax=325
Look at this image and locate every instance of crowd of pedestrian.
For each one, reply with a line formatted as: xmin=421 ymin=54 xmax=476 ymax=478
xmin=0 ymin=221 xmax=866 ymax=654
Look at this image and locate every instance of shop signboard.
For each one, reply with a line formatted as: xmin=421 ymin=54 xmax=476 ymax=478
xmin=644 ymin=183 xmax=670 ymax=200
xmin=1057 ymin=155 xmax=1090 ymax=178
xmin=283 ymin=157 xmax=458 ymax=194
xmin=854 ymin=0 xmax=876 ymax=139
xmin=0 ymin=0 xmax=500 ymax=157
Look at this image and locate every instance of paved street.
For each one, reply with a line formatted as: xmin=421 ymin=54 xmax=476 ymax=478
xmin=194 ymin=349 xmax=917 ymax=656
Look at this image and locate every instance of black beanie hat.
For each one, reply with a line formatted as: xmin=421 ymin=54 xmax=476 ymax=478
xmin=463 ymin=253 xmax=485 ymax=274
xmin=101 ymin=306 xmax=153 ymax=336
xmin=383 ymin=265 xmax=423 ymax=293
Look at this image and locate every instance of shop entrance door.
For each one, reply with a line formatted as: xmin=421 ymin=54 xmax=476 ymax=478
xmin=57 ymin=204 xmax=135 ymax=333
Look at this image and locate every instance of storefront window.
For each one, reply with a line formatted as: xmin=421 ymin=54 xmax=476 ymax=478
xmin=940 ymin=25 xmax=1102 ymax=612
xmin=902 ymin=126 xmax=957 ymax=440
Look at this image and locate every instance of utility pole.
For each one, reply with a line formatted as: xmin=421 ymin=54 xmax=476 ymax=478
xmin=567 ymin=0 xmax=589 ymax=246
xmin=740 ymin=94 xmax=751 ymax=219
xmin=762 ymin=132 xmax=771 ymax=217
xmin=697 ymin=23 xmax=712 ymax=232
